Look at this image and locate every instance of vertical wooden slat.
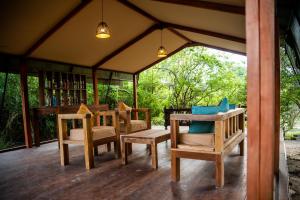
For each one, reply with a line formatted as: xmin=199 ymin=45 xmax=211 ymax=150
xmin=247 ymin=0 xmax=276 ymax=199
xmin=58 ymin=118 xmax=69 ymax=165
xmin=20 ymin=62 xmax=32 ymax=148
xmin=83 ymin=114 xmax=94 ymax=169
xmin=133 ymin=74 xmax=138 ymax=120
xmin=170 ymin=119 xmax=179 ymax=148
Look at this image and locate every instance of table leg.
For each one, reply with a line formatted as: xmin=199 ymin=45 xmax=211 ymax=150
xmin=151 ymin=142 xmax=158 ymax=169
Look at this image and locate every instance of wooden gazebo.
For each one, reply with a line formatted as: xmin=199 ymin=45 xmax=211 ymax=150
xmin=0 ymin=0 xmax=299 ymax=199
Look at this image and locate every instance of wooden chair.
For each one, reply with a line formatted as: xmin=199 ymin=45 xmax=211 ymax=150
xmin=58 ymin=110 xmax=120 ymax=169
xmin=170 ymin=108 xmax=245 ymax=188
xmin=116 ymin=108 xmax=151 ymax=153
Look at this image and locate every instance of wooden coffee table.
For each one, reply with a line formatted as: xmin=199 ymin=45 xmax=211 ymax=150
xmin=121 ymin=129 xmax=170 ymax=169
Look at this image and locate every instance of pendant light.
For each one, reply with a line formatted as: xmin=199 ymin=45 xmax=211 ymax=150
xmin=96 ymin=0 xmax=111 ymax=39
xmin=157 ymin=29 xmax=167 ymax=57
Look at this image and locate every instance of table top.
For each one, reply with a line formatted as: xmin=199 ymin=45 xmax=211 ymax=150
xmin=122 ymin=129 xmax=170 ymax=139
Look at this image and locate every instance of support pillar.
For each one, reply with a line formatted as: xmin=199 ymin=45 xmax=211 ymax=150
xmin=38 ymin=71 xmax=45 ymax=106
xmin=133 ymin=74 xmax=138 ymax=120
xmin=20 ymin=62 xmax=32 ymax=148
xmin=246 ymin=0 xmax=276 ymax=199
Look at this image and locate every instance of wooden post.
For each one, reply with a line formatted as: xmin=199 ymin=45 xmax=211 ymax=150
xmin=92 ymin=69 xmax=99 ymax=105
xmin=38 ymin=71 xmax=45 ymax=106
xmin=92 ymin=69 xmax=100 ymax=126
xmin=20 ymin=62 xmax=32 ymax=148
xmin=246 ymin=0 xmax=275 ymax=199
xmin=274 ymin=17 xmax=280 ymax=176
xmin=133 ymin=74 xmax=138 ymax=120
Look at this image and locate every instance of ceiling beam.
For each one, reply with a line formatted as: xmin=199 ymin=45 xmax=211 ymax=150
xmin=168 ymin=28 xmax=192 ymax=42
xmin=24 ymin=0 xmax=92 ymax=57
xmin=152 ymin=0 xmax=245 ymax=15
xmin=134 ymin=42 xmax=191 ymax=74
xmin=93 ymin=24 xmax=160 ymax=70
xmin=118 ymin=0 xmax=160 ymax=22
xmin=164 ymin=22 xmax=246 ymax=43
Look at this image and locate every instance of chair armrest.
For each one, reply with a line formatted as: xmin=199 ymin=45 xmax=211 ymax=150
xmin=58 ymin=113 xmax=91 ymax=120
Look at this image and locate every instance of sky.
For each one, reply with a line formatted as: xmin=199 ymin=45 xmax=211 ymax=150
xmin=206 ymin=48 xmax=247 ymax=67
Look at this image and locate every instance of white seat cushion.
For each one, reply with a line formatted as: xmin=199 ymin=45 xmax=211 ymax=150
xmin=69 ymin=126 xmax=116 ymax=141
xmin=120 ymin=120 xmax=147 ymax=132
xmin=179 ymin=133 xmax=214 ymax=147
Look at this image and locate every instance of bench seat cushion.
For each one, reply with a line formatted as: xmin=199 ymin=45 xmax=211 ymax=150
xmin=177 ymin=144 xmax=214 ymax=152
xmin=120 ymin=120 xmax=147 ymax=133
xmin=179 ymin=133 xmax=214 ymax=147
xmin=69 ymin=126 xmax=116 ymax=141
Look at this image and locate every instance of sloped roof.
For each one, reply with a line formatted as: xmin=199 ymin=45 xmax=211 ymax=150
xmin=0 ymin=0 xmax=246 ymax=74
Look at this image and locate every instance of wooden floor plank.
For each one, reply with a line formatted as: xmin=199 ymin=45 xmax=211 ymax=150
xmin=0 ymin=140 xmax=246 ymax=200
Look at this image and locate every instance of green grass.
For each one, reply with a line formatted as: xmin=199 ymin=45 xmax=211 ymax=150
xmin=285 ymin=130 xmax=300 ymax=140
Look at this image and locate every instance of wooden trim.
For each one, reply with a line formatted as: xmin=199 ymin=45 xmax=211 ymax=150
xmin=164 ymin=22 xmax=246 ymax=44
xmin=20 ymin=62 xmax=32 ymax=148
xmin=152 ymin=0 xmax=245 ymax=15
xmin=24 ymin=0 xmax=92 ymax=56
xmin=93 ymin=24 xmax=160 ymax=69
xmin=246 ymin=0 xmax=276 ymax=199
xmin=134 ymin=42 xmax=189 ymax=74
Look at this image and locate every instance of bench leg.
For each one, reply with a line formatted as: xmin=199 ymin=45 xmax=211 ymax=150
xmin=151 ymin=143 xmax=158 ymax=169
xmin=239 ymin=139 xmax=244 ymax=156
xmin=84 ymin=143 xmax=94 ymax=170
xmin=121 ymin=138 xmax=128 ymax=165
xmin=216 ymin=154 xmax=224 ymax=188
xmin=171 ymin=151 xmax=180 ymax=181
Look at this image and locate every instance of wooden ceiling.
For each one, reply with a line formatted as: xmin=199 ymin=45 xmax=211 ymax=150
xmin=0 ymin=0 xmax=246 ymax=74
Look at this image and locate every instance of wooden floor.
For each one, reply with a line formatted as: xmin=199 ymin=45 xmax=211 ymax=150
xmin=0 ymin=139 xmax=246 ymax=200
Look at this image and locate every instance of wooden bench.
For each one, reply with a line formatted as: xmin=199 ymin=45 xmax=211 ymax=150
xmin=170 ymin=108 xmax=245 ymax=188
xmin=121 ymin=129 xmax=170 ymax=169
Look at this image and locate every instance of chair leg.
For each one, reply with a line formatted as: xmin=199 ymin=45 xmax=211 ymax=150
xmin=216 ymin=154 xmax=224 ymax=188
xmin=171 ymin=151 xmax=180 ymax=181
xmin=107 ymin=142 xmax=111 ymax=152
xmin=127 ymin=143 xmax=132 ymax=155
xmin=121 ymin=138 xmax=128 ymax=165
xmin=94 ymin=146 xmax=99 ymax=156
xmin=114 ymin=141 xmax=121 ymax=158
xmin=239 ymin=139 xmax=244 ymax=156
xmin=60 ymin=143 xmax=69 ymax=166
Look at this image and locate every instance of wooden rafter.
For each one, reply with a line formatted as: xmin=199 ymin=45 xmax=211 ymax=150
xmin=134 ymin=42 xmax=190 ymax=74
xmin=152 ymin=0 xmax=245 ymax=15
xmin=190 ymin=42 xmax=246 ymax=56
xmin=93 ymin=23 xmax=160 ymax=69
xmin=164 ymin=23 xmax=246 ymax=44
xmin=24 ymin=0 xmax=92 ymax=57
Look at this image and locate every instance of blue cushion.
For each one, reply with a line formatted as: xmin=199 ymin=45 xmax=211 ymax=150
xmin=189 ymin=121 xmax=215 ymax=133
xmin=218 ymin=98 xmax=229 ymax=112
xmin=192 ymin=106 xmax=219 ymax=115
xmin=229 ymin=104 xmax=236 ymax=109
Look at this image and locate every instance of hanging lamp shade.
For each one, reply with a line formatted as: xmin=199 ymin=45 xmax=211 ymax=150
xmin=157 ymin=46 xmax=167 ymax=57
xmin=96 ymin=21 xmax=111 ymax=38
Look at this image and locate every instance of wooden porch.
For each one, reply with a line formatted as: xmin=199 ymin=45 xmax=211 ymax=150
xmin=0 ymin=138 xmax=246 ymax=200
